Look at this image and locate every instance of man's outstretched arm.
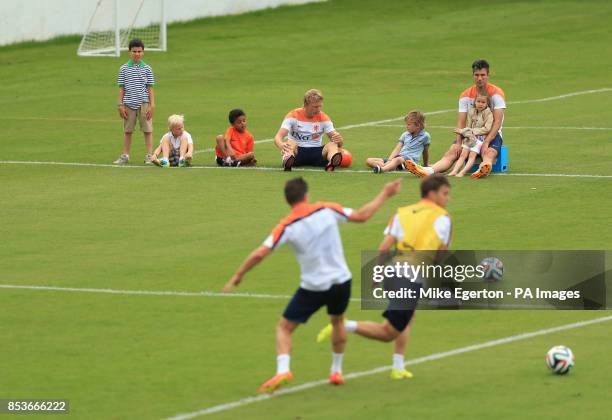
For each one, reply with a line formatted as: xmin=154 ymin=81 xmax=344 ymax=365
xmin=223 ymin=245 xmax=272 ymax=292
xmin=348 ymin=179 xmax=402 ymax=223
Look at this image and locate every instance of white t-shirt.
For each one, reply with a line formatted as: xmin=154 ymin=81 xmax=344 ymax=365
xmin=384 ymin=214 xmax=452 ymax=247
xmin=263 ymin=202 xmax=353 ymax=291
xmin=160 ymin=130 xmax=194 ymax=149
xmin=280 ymin=108 xmax=336 ymax=148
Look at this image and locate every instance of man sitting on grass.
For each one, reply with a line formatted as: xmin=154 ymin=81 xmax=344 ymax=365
xmin=274 ymin=89 xmax=345 ymax=172
xmin=405 ymin=59 xmax=506 ymax=179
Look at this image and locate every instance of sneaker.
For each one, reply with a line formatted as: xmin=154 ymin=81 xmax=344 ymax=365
xmin=144 ymin=154 xmax=154 ymax=164
xmin=325 ymin=152 xmax=343 ymax=172
xmin=397 ymin=163 xmax=406 ymax=171
xmin=178 ymin=158 xmax=185 ymax=168
xmin=258 ymin=371 xmax=293 ymax=394
xmin=373 ymin=166 xmax=382 ymax=174
xmin=390 ymin=368 xmax=414 ymax=380
xmin=329 ymin=372 xmax=345 ymax=385
xmin=230 ymin=160 xmax=242 ymax=167
xmin=470 ymin=163 xmax=491 ymax=179
xmin=282 ymin=154 xmax=295 ymax=171
xmin=405 ymin=160 xmax=431 ymax=178
xmin=113 ymin=154 xmax=129 ymax=165
xmin=316 ymin=324 xmax=332 ymax=344
xmin=160 ymin=158 xmax=170 ymax=168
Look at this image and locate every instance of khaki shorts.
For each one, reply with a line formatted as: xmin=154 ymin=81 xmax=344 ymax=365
xmin=123 ymin=103 xmax=153 ymax=133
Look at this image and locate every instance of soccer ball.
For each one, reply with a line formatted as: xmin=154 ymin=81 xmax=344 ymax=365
xmin=546 ymin=345 xmax=575 ymax=374
xmin=338 ymin=148 xmax=352 ymax=168
xmin=479 ymin=257 xmax=503 ymax=282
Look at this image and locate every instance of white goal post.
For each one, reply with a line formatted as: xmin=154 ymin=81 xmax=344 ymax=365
xmin=78 ymin=0 xmax=166 ymax=57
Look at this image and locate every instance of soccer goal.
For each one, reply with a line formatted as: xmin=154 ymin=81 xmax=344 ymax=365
xmin=78 ymin=0 xmax=166 ymax=57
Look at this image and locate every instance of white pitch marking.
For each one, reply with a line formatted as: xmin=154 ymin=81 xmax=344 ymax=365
xmin=0 ymin=284 xmax=291 ymax=299
xmin=2 ymin=161 xmax=611 ymax=179
xmin=164 ymin=314 xmax=612 ymax=419
xmin=375 ymin=124 xmax=612 ymax=130
xmin=0 ymin=284 xmax=361 ymax=302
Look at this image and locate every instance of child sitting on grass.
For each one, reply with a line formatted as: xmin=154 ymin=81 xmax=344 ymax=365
xmin=447 ymin=93 xmax=493 ymax=177
xmin=151 ymin=114 xmax=194 ymax=168
xmin=215 ymin=109 xmax=256 ymax=167
xmin=366 ymin=110 xmax=431 ymax=173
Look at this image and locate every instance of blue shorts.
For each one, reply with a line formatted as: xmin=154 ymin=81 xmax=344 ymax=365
xmin=487 ymin=132 xmax=503 ymax=153
xmin=283 ymin=280 xmax=351 ymax=324
xmin=381 ymin=278 xmax=421 ymax=332
xmin=383 ymin=309 xmax=416 ymax=333
xmin=295 ymin=146 xmax=327 ymax=167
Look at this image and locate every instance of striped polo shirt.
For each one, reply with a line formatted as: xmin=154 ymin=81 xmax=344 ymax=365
xmin=117 ymin=59 xmax=155 ymax=110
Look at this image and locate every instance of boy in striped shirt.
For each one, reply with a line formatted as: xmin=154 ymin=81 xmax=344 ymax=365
xmin=114 ymin=38 xmax=156 ymax=165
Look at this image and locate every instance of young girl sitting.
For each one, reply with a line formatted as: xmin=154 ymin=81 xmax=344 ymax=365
xmin=448 ymin=93 xmax=493 ymax=177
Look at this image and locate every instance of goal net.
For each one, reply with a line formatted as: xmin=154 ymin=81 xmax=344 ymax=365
xmin=78 ymin=0 xmax=166 ymax=57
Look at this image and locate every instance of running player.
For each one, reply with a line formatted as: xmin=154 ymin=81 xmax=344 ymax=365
xmin=223 ymin=177 xmax=402 ymax=393
xmin=317 ymin=174 xmax=452 ymax=379
xmin=274 ymin=89 xmax=345 ymax=171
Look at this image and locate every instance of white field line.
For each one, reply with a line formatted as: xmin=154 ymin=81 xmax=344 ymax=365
xmin=2 ymin=160 xmax=611 ymax=179
xmin=0 ymin=284 xmax=597 ymax=310
xmin=164 ymin=314 xmax=612 ymax=419
xmin=376 ymin=124 xmax=612 ymax=130
xmin=194 ymin=87 xmax=612 ymax=154
xmin=0 ymin=284 xmax=360 ymax=302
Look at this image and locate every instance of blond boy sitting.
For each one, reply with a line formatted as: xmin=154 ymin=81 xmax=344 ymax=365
xmin=152 ymin=115 xmax=194 ymax=168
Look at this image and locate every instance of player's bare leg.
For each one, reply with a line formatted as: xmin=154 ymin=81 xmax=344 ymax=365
xmin=259 ymin=318 xmax=298 ymax=393
xmin=457 ymin=151 xmax=478 ymax=177
xmin=282 ymin=139 xmax=298 ymax=171
xmin=431 ymin=143 xmax=462 ymax=173
xmin=161 ymin=138 xmax=171 ymax=160
xmin=178 ymin=136 xmax=188 ymax=167
xmin=380 ymin=157 xmax=405 ymax=173
xmin=329 ymin=315 xmax=346 ymax=385
xmin=354 ymin=320 xmax=400 ymax=342
xmin=391 ymin=317 xmax=415 ymax=379
xmin=323 ymin=142 xmax=342 ymax=171
xmin=237 ymin=152 xmax=256 ymax=165
xmin=366 ymin=157 xmax=385 ymax=168
xmin=448 ymin=149 xmax=469 ymax=176
xmin=471 ymin=145 xmax=496 ymax=179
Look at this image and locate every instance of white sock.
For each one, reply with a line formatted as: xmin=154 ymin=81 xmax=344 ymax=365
xmin=345 ymin=320 xmax=358 ymax=333
xmin=276 ymin=354 xmax=290 ymax=375
xmin=331 ymin=352 xmax=343 ymax=374
xmin=393 ymin=353 xmax=405 ymax=370
xmin=424 ymin=166 xmax=434 ymax=175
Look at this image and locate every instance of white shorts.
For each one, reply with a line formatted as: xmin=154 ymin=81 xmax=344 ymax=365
xmin=462 ymin=139 xmax=483 ymax=154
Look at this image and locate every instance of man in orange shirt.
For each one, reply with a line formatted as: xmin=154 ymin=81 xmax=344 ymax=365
xmin=215 ymin=109 xmax=256 ymax=166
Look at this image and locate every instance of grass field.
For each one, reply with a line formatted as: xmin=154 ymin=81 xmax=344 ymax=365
xmin=1 ymin=0 xmax=611 ymax=418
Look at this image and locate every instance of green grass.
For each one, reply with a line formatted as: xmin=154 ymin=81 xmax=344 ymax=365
xmin=1 ymin=0 xmax=611 ymax=419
